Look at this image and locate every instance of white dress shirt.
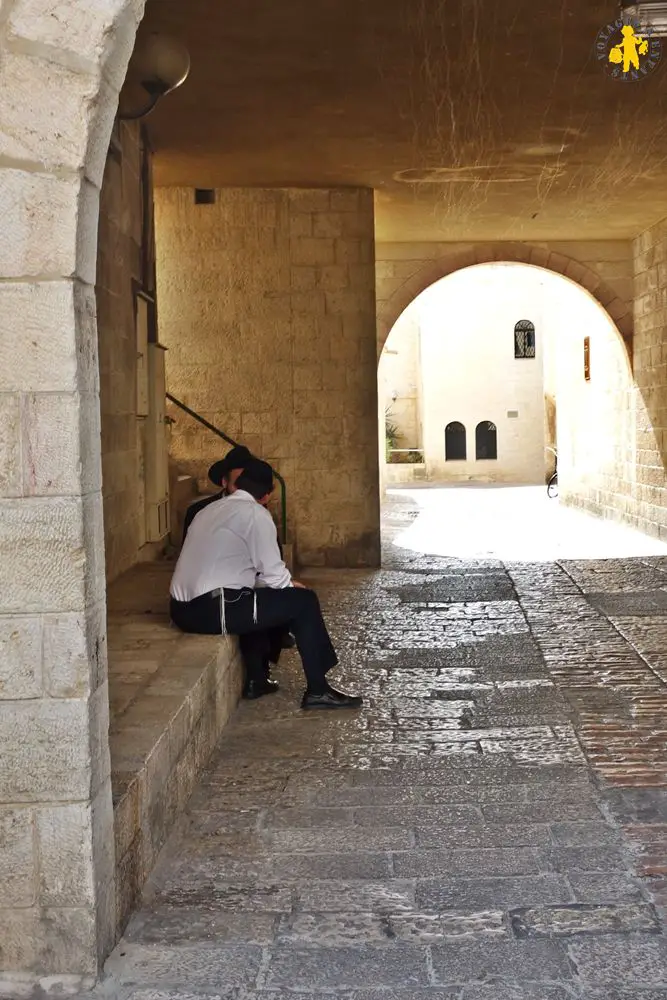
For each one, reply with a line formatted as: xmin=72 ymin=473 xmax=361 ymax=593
xmin=170 ymin=490 xmax=292 ymax=601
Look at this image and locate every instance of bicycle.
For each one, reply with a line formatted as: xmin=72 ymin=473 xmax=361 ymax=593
xmin=546 ymin=446 xmax=558 ymax=499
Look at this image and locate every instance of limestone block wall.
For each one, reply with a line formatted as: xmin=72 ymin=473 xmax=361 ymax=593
xmin=376 ymin=240 xmax=635 ymax=353
xmin=537 ymin=275 xmax=636 ymax=519
xmin=630 ymin=222 xmax=667 ymax=536
xmin=379 ymin=311 xmax=422 ymax=450
xmin=416 ymin=265 xmax=548 ymax=484
xmin=97 ymin=121 xmax=157 ymax=582
xmin=155 ymin=187 xmax=380 ymax=567
xmin=0 ymin=0 xmax=145 ymax=990
xmin=563 ymin=219 xmax=667 ymax=539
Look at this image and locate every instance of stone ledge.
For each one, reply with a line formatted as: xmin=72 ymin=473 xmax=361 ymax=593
xmin=107 ymin=561 xmax=243 ymax=935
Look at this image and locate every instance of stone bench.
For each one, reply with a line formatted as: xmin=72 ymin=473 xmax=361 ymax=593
xmin=107 ymin=561 xmax=242 ymax=933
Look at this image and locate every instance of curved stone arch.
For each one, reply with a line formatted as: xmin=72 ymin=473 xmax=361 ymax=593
xmin=0 ymin=0 xmax=144 ymax=982
xmin=377 ymin=242 xmax=634 ymax=363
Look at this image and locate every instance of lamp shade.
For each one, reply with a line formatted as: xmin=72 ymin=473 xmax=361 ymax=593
xmin=130 ymin=33 xmax=190 ymax=95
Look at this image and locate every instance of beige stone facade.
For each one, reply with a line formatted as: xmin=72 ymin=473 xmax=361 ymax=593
xmin=0 ymin=0 xmax=146 ymax=991
xmin=380 ymin=265 xmax=550 ymax=484
xmin=155 ymin=187 xmax=380 ymax=567
xmin=561 ymin=220 xmax=667 ymax=540
xmin=380 ymin=311 xmax=422 ymax=453
xmin=97 ymin=121 xmax=161 ymax=582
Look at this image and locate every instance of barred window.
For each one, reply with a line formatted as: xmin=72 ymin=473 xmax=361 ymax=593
xmin=445 ymin=421 xmax=467 ymax=461
xmin=514 ymin=319 xmax=536 ymax=358
xmin=476 ymin=421 xmax=497 ymax=460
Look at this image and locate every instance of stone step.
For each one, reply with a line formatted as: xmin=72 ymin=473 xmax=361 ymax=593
xmin=107 ymin=562 xmax=243 ymax=934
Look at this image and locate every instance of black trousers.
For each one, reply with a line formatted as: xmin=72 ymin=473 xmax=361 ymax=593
xmin=170 ymin=587 xmax=337 ymax=691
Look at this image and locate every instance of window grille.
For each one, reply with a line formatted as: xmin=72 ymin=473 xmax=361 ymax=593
xmin=514 ymin=319 xmax=536 ymax=358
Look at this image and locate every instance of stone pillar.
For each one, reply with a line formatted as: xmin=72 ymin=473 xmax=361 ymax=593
xmin=0 ymin=0 xmax=143 ymax=990
xmin=156 ymin=186 xmax=380 ymax=568
xmin=289 ymin=188 xmax=380 ymax=566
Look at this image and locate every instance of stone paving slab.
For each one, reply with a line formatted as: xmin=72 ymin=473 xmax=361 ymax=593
xmin=414 ymin=823 xmax=555 ymax=849
xmin=585 ymin=591 xmax=667 ymax=616
xmin=416 ymin=875 xmax=575 ymax=911
xmin=510 ymin=901 xmax=661 ymax=937
xmin=124 ymin=908 xmax=280 ymax=945
xmin=296 ymin=880 xmax=416 ymax=913
xmin=393 ymin=848 xmax=544 ymax=878
xmin=264 ymin=944 xmax=431 ymax=988
xmin=149 ymin=883 xmax=297 ymax=913
xmin=430 ymin=938 xmax=573 ymax=984
xmin=75 ymin=494 xmax=667 ymax=1000
xmin=104 ymin=944 xmax=263 ymax=988
xmin=582 ymin=993 xmax=667 ymax=1000
xmin=123 ymin=992 xmax=239 ymax=1000
xmin=565 ymin=872 xmax=647 ymax=903
xmin=567 ymin=933 xmax=667 ymax=984
xmin=393 ymin=578 xmax=518 ymax=604
xmin=459 ymin=990 xmax=575 ymax=1000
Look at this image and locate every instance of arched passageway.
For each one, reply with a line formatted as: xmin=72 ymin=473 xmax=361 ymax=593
xmin=1 ymin=1 xmax=382 ymax=986
xmin=4 ymin=2 xmax=667 ymax=991
xmin=377 ymin=242 xmax=634 ymax=360
xmin=378 ymin=260 xmax=651 ymax=536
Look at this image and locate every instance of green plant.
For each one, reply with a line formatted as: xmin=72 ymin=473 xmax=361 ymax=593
xmin=385 ymin=407 xmax=400 ymax=461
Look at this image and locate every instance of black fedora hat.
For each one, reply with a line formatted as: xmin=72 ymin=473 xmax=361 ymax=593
xmin=208 ymin=445 xmax=253 ymax=487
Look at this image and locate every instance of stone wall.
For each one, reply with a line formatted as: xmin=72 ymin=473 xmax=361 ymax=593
xmin=155 ymin=187 xmax=380 ymax=567
xmin=0 ymin=0 xmax=145 ymax=990
xmin=402 ymin=264 xmax=549 ymax=484
xmin=541 ymin=272 xmax=635 ymax=516
xmin=376 ymin=240 xmax=635 ymax=353
xmin=97 ymin=121 xmax=157 ymax=582
xmin=379 ymin=310 xmax=422 ymax=451
xmin=562 ymin=219 xmax=667 ymax=539
xmin=629 ymin=221 xmax=667 ymax=537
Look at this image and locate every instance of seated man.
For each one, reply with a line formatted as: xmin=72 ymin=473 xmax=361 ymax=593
xmin=182 ymin=444 xmax=295 ymax=657
xmin=182 ymin=445 xmax=252 ymax=543
xmin=170 ymin=459 xmax=362 ymax=710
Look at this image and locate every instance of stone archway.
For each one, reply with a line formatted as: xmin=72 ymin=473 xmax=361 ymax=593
xmin=0 ymin=0 xmax=143 ymax=989
xmin=377 ymin=242 xmax=634 ymax=363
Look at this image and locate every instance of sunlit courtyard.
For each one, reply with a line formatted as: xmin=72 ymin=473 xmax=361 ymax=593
xmin=385 ymin=485 xmax=667 ymax=562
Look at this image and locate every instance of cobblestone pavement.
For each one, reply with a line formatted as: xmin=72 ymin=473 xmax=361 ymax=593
xmin=93 ymin=490 xmax=667 ymax=999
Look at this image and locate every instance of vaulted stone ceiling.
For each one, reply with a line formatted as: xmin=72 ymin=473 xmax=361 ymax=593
xmin=132 ymin=0 xmax=667 ymax=242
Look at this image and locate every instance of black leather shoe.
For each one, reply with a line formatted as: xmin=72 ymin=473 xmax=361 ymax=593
xmin=243 ymin=678 xmax=280 ymax=700
xmin=281 ymin=633 xmax=297 ymax=649
xmin=301 ymin=686 xmax=363 ymax=710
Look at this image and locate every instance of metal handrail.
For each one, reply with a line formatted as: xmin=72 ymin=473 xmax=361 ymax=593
xmin=166 ymin=392 xmax=287 ymax=544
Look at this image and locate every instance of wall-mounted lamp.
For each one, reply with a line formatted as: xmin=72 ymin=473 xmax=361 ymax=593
xmin=621 ymin=1 xmax=667 ymax=36
xmin=391 ymin=390 xmax=399 ymax=402
xmin=118 ymin=33 xmax=190 ymax=121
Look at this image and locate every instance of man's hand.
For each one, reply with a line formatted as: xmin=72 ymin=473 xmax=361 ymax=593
xmin=292 ymin=580 xmax=309 ymax=589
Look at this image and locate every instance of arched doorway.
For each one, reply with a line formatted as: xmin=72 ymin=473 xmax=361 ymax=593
xmin=0 ymin=0 xmax=145 ymax=981
xmin=378 ymin=261 xmax=635 ymax=506
xmin=377 ymin=242 xmax=633 ymax=360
